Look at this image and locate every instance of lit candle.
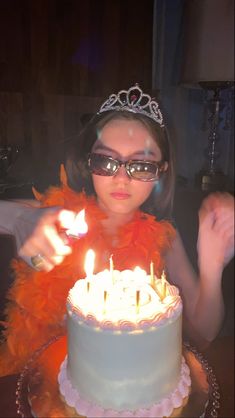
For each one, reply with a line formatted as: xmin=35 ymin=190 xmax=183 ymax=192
xmin=66 ymin=209 xmax=88 ymax=239
xmin=150 ymin=261 xmax=155 ymax=288
xmin=153 ymin=283 xmax=162 ymax=301
xmin=84 ymin=249 xmax=95 ymax=291
xmin=109 ymin=254 xmax=114 ymax=284
xmin=136 ymin=290 xmax=140 ymax=314
xmin=133 ymin=267 xmax=145 ymax=314
xmin=149 ymin=262 xmax=162 ymax=300
xmin=161 ymin=270 xmax=167 ymax=300
xmin=103 ymin=290 xmax=108 ymax=315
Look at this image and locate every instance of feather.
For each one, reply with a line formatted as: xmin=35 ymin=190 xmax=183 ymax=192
xmin=32 ymin=186 xmax=43 ymax=201
xmin=0 ymin=186 xmax=175 ymax=376
xmin=60 ymin=164 xmax=68 ymax=186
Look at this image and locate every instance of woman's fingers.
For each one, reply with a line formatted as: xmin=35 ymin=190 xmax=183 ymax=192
xmin=18 ymin=208 xmax=76 ymax=271
xmin=30 ymin=254 xmax=55 ymax=272
xmin=198 ymin=192 xmax=234 ymax=269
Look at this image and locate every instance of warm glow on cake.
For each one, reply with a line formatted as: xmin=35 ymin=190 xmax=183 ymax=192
xmin=67 ymin=250 xmax=182 ymax=330
xmin=59 ymin=249 xmax=190 ymax=417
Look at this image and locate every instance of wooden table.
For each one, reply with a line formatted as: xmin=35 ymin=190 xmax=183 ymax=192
xmin=0 ymin=336 xmax=234 ymax=417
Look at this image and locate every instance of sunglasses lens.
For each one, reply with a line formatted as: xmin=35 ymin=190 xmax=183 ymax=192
xmin=89 ymin=154 xmax=118 ymax=176
xmin=128 ymin=161 xmax=158 ymax=180
xmin=88 ymin=154 xmax=164 ymax=181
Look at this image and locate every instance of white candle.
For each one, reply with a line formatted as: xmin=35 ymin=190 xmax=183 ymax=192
xmin=161 ymin=270 xmax=167 ymax=300
xmin=103 ymin=290 xmax=108 ymax=315
xmin=136 ymin=290 xmax=140 ymax=314
xmin=150 ymin=261 xmax=155 ymax=288
xmin=149 ymin=262 xmax=163 ymax=300
xmin=84 ymin=249 xmax=95 ymax=283
xmin=109 ymin=254 xmax=114 ymax=284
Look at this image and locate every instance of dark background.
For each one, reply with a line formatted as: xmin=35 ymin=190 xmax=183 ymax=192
xmin=0 ymin=0 xmax=234 ymax=190
xmin=0 ymin=0 xmax=154 ymax=187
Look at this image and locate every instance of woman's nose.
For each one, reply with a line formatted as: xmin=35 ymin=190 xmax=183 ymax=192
xmin=113 ymin=164 xmax=130 ymax=181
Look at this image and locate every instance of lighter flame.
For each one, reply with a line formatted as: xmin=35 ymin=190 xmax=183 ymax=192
xmin=66 ymin=209 xmax=88 ymax=237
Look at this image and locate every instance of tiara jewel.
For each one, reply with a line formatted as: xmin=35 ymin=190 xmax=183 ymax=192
xmin=98 ymin=84 xmax=164 ymax=127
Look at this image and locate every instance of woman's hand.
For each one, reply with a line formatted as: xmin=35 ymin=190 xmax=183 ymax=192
xmin=16 ymin=207 xmax=77 ymax=272
xmin=197 ymin=192 xmax=234 ymax=275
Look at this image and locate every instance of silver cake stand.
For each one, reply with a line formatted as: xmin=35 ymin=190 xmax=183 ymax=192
xmin=16 ymin=335 xmax=220 ymax=418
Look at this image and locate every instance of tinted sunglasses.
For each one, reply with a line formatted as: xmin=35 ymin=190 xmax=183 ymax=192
xmin=88 ymin=153 xmax=166 ymax=181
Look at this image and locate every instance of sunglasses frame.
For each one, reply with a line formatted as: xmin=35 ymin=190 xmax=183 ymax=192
xmin=87 ymin=153 xmax=166 ymax=182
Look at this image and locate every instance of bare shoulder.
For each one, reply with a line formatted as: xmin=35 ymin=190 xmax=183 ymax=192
xmin=165 ymin=230 xmax=189 ymax=266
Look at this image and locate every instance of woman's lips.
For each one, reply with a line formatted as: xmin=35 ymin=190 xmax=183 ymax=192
xmin=110 ymin=191 xmax=131 ymax=200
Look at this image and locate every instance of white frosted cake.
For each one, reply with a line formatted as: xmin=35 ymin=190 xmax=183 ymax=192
xmin=58 ymin=268 xmax=191 ymax=418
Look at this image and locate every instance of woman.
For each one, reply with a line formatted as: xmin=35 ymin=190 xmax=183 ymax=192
xmin=0 ymin=85 xmax=234 ymax=375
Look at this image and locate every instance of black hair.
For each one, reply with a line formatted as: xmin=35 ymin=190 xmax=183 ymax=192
xmin=65 ymin=110 xmax=175 ymax=220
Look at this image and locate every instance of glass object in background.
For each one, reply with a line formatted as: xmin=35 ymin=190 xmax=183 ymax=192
xmin=0 ymin=145 xmax=19 ymax=179
xmin=180 ymin=0 xmax=234 ymax=191
xmin=0 ymin=146 xmax=32 ymax=194
xmin=195 ymin=85 xmax=234 ymax=191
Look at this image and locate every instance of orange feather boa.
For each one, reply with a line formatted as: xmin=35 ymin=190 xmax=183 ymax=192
xmin=0 ymin=177 xmax=175 ymax=376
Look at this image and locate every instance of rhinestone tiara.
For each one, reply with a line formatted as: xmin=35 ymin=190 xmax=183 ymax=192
xmin=97 ymin=84 xmax=164 ymax=127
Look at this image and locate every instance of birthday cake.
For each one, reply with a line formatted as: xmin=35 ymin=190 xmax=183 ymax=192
xmin=58 ymin=265 xmax=191 ymax=418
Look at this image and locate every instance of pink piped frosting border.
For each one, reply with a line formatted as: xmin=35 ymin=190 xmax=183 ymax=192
xmin=67 ymin=296 xmax=182 ymax=332
xmin=58 ymin=356 xmax=191 ymax=418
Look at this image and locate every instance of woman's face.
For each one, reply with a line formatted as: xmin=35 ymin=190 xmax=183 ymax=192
xmin=91 ymin=118 xmax=165 ymax=217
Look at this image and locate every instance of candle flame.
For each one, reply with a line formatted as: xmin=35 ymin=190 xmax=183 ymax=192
xmin=133 ymin=266 xmax=145 ymax=275
xmin=66 ymin=209 xmax=88 ymax=237
xmin=84 ymin=249 xmax=95 ymax=278
xmin=133 ymin=266 xmax=146 ymax=282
